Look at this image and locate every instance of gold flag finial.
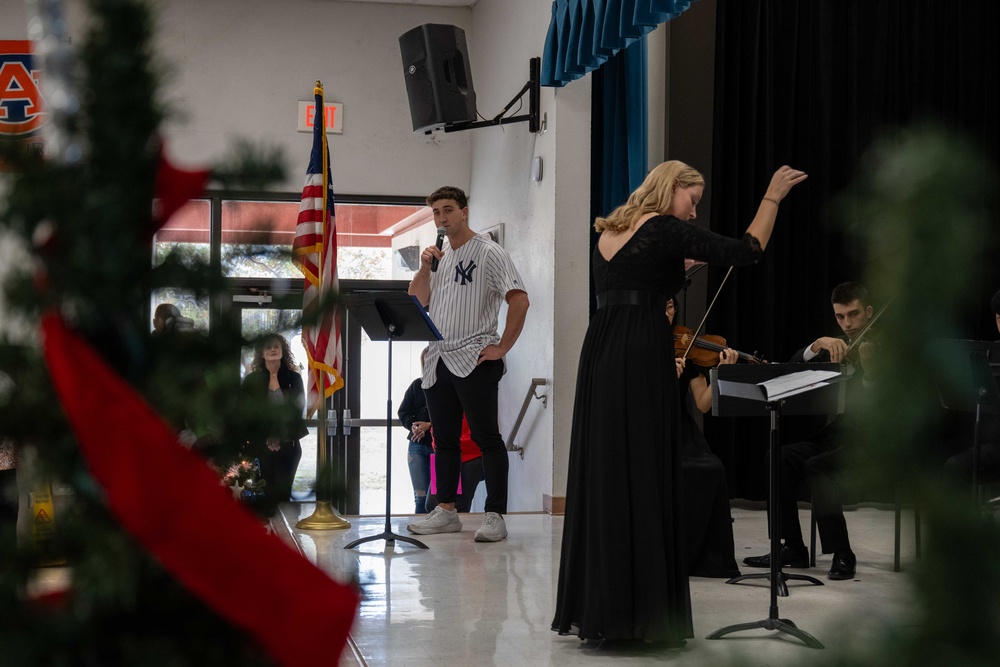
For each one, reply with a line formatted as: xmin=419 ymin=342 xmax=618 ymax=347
xmin=314 ymin=80 xmax=323 ymax=97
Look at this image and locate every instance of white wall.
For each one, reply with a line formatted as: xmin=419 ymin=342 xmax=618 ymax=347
xmin=152 ymin=0 xmax=474 ymax=196
xmin=0 ymin=0 xmax=474 ymax=195
xmin=469 ymin=0 xmax=591 ymax=510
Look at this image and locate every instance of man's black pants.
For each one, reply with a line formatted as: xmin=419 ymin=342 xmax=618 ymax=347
xmin=423 ymin=358 xmax=507 ymax=515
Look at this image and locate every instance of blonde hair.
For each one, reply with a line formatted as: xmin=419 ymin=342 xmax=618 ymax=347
xmin=594 ymin=160 xmax=705 ymax=233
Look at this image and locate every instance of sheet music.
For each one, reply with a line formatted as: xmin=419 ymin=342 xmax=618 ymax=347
xmin=758 ymin=370 xmax=841 ymax=401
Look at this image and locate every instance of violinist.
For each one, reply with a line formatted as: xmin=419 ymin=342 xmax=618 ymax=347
xmin=744 ymin=281 xmax=876 ymax=581
xmin=943 ymin=288 xmax=1000 ymax=486
xmin=669 ymin=298 xmax=742 ymax=578
xmin=789 ymin=283 xmax=877 ymax=378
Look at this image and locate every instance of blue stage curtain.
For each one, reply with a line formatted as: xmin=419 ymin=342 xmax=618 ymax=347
xmin=585 ymin=37 xmax=649 ymax=315
xmin=598 ymin=38 xmax=648 ymax=213
xmin=542 ymin=0 xmax=696 ymax=87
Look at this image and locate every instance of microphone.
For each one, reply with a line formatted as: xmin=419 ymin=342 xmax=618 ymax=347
xmin=431 ymin=227 xmax=445 ymax=272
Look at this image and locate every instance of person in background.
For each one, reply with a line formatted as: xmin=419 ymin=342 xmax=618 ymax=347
xmin=942 ymin=288 xmax=1000 ymax=485
xmin=399 ymin=352 xmax=434 ymax=514
xmin=0 ymin=437 xmax=17 ymax=546
xmin=240 ymin=334 xmax=307 ymax=512
xmin=152 ymin=302 xmax=194 ymax=337
xmin=0 ymin=371 xmax=20 ymax=546
xmin=426 ymin=415 xmax=485 ymax=514
xmin=743 ymin=281 xmax=876 ymax=581
xmin=669 ymin=298 xmax=741 ymax=578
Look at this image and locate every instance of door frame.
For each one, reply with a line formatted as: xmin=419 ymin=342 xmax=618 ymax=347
xmin=226 ymin=278 xmax=413 ymax=514
xmin=339 ymin=279 xmax=411 ymax=515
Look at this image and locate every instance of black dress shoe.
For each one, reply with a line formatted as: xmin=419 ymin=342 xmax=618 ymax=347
xmin=828 ymin=551 xmax=856 ymax=580
xmin=742 ymin=545 xmax=810 ymax=569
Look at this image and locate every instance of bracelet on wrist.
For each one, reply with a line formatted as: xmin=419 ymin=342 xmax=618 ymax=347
xmin=762 ymin=196 xmax=780 ymax=206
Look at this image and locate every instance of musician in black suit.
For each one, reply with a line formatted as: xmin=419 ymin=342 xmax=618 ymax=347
xmin=943 ymin=288 xmax=1000 ymax=484
xmin=744 ymin=282 xmax=876 ymax=580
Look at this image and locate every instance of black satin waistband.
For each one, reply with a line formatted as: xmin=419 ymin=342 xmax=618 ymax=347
xmin=596 ymin=289 xmax=669 ymax=311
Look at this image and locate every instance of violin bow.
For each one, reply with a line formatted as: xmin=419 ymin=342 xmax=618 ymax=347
xmin=681 ymin=266 xmax=734 ymax=361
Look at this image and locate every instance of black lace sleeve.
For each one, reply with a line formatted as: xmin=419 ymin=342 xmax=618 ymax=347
xmin=653 ymin=216 xmax=763 ymax=266
xmin=593 ymin=216 xmax=765 ymax=295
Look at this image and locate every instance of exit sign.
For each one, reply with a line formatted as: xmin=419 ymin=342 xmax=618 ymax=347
xmin=298 ymin=101 xmax=343 ymax=134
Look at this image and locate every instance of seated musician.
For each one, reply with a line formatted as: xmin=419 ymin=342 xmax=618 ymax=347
xmin=668 ymin=298 xmax=741 ymax=578
xmin=743 ymin=282 xmax=877 ymax=580
xmin=942 ymin=288 xmax=1000 ymax=485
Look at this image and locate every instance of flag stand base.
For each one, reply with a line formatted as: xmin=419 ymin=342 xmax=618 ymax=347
xmin=296 ymin=501 xmax=351 ymax=530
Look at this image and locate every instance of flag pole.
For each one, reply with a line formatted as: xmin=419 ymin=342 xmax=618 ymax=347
xmin=296 ymin=389 xmax=349 ymax=530
xmin=296 ymin=79 xmax=349 ymax=531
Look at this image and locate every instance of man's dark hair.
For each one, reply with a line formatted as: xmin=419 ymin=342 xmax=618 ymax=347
xmin=426 ymin=186 xmax=468 ymax=209
xmin=831 ymin=282 xmax=869 ymax=307
xmin=154 ymin=303 xmax=181 ymax=321
xmin=991 ymin=288 xmax=1000 ymax=316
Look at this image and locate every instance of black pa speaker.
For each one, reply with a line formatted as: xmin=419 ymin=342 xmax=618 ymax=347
xmin=399 ymin=24 xmax=477 ymax=133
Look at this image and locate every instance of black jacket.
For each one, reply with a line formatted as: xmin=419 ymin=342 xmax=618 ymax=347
xmin=241 ymin=365 xmax=308 ymax=444
xmin=398 ymin=378 xmax=430 ymax=444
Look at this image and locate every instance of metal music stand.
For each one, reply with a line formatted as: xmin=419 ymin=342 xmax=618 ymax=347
xmin=344 ymin=291 xmax=443 ymax=551
xmin=705 ymin=363 xmax=845 ymax=649
xmin=935 ymin=340 xmax=1000 ymax=501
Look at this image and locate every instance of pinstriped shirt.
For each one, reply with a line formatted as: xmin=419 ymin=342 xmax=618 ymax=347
xmin=422 ymin=233 xmax=526 ymax=387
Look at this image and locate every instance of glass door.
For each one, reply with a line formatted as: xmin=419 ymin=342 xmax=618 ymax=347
xmin=230 ymin=281 xmax=429 ymax=515
xmin=152 ymin=193 xmax=435 ymax=514
xmin=233 ymin=300 xmax=320 ymax=500
xmin=341 ymin=280 xmax=428 ymax=516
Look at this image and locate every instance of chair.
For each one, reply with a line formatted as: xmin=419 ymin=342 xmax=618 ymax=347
xmin=808 ymin=494 xmax=921 ymax=572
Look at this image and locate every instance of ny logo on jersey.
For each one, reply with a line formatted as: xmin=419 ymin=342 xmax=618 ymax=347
xmin=454 ymin=260 xmax=477 ymax=286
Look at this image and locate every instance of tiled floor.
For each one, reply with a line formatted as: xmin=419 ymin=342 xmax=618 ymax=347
xmin=273 ymin=502 xmax=921 ymax=666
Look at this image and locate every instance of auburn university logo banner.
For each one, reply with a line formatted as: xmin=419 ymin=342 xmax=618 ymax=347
xmin=1 ymin=40 xmax=44 ymax=163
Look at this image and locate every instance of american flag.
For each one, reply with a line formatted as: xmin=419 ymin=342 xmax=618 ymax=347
xmin=293 ymin=81 xmax=343 ymax=415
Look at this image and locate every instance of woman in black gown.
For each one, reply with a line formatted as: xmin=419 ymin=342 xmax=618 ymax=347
xmin=552 ymin=160 xmax=806 ymax=646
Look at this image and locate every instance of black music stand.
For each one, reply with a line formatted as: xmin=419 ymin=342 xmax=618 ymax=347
xmin=344 ymin=291 xmax=443 ymax=551
xmin=936 ymin=340 xmax=1000 ymax=501
xmin=706 ymin=363 xmax=845 ymax=649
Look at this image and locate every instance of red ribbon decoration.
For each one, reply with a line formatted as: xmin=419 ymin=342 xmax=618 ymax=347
xmin=153 ymin=146 xmax=211 ymax=231
xmin=41 ymin=313 xmax=358 ymax=665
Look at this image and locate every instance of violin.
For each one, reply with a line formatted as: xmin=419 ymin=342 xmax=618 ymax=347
xmin=673 ymin=325 xmax=767 ymax=367
xmin=841 ymin=301 xmax=890 ymax=375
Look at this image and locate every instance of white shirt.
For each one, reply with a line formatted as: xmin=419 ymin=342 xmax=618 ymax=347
xmin=422 ymin=233 xmax=525 ymax=387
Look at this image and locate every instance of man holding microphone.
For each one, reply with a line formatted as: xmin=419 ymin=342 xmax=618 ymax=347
xmin=405 ymin=186 xmax=529 ymax=542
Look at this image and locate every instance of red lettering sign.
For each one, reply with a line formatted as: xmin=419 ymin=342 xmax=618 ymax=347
xmin=306 ymin=104 xmax=338 ymax=130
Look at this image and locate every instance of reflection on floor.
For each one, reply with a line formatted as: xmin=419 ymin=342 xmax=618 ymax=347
xmin=273 ymin=503 xmax=921 ymax=666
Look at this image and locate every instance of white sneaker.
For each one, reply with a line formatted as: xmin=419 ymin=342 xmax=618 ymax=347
xmin=406 ymin=506 xmax=462 ymax=535
xmin=474 ymin=512 xmax=507 ymax=542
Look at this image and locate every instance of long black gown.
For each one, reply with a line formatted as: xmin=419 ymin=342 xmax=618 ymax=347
xmin=552 ymin=216 xmax=762 ymax=644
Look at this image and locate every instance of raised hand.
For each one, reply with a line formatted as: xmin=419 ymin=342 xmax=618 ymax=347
xmin=764 ymin=165 xmax=809 ymax=203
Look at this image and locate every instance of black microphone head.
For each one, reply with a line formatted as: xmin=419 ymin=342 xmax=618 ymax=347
xmin=432 ymin=226 xmax=446 ymax=272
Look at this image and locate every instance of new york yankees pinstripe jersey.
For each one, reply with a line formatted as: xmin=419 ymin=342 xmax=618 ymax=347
xmin=422 ymin=233 xmax=526 ymax=387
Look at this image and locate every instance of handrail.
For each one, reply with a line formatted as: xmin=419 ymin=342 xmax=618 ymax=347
xmin=506 ymin=378 xmax=548 ymax=459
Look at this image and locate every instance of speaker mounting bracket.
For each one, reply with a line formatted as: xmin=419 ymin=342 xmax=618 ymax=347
xmin=443 ymin=57 xmax=540 ymax=134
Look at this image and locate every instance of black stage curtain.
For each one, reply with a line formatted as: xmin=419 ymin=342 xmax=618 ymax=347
xmin=703 ymin=0 xmax=1000 ymax=500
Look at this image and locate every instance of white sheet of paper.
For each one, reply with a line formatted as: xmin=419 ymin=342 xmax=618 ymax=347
xmin=758 ymin=370 xmax=841 ymax=401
